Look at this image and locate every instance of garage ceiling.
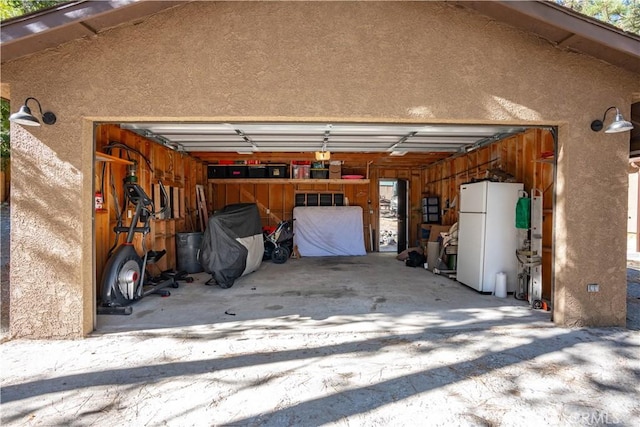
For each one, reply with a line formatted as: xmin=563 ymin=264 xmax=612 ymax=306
xmin=120 ymin=122 xmax=528 ymax=157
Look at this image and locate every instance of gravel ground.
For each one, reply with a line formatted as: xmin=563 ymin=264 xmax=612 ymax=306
xmin=1 ymin=202 xmax=9 ymax=336
xmin=625 ymin=262 xmax=640 ymax=330
xmin=1 ymin=320 xmax=638 ymax=426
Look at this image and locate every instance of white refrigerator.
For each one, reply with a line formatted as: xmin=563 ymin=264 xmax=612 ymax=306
xmin=456 ymin=181 xmax=523 ymax=293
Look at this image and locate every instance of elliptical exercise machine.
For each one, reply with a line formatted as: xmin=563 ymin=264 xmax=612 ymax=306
xmin=98 ymin=163 xmax=179 ymax=315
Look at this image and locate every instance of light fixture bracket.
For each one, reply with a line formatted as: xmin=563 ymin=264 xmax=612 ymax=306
xmin=590 ymin=120 xmax=604 ymax=132
xmin=42 ymin=111 xmax=57 ymax=125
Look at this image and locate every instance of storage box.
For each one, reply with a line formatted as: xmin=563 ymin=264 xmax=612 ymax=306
xmin=329 ymin=163 xmax=341 ymax=179
xmin=227 ymin=165 xmax=247 ymax=178
xmin=319 ymin=193 xmax=333 ymax=206
xmin=207 ymin=165 xmax=227 ymax=179
xmin=419 ymin=224 xmax=451 ymax=242
xmin=310 ymin=168 xmax=329 ymax=179
xmin=267 ymin=164 xmax=287 ymax=178
xmin=295 ymin=193 xmax=306 ymax=206
xmin=292 ymin=165 xmax=310 ymax=179
xmin=423 ymin=213 xmax=440 ymax=223
xmin=422 ymin=196 xmax=439 ymax=207
xmin=248 ymin=165 xmax=267 ymax=178
xmin=306 ymin=193 xmax=319 ymax=206
xmin=333 ymin=194 xmax=345 ymax=206
xmin=422 ymin=196 xmax=441 ymax=224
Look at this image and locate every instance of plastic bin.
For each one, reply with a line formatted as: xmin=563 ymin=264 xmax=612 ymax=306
xmin=227 ymin=165 xmax=247 ymax=178
xmin=248 ymin=165 xmax=267 ymax=178
xmin=310 ymin=168 xmax=329 ymax=179
xmin=207 ymin=165 xmax=227 ymax=178
xmin=292 ymin=165 xmax=310 ymax=179
xmin=267 ymin=164 xmax=288 ymax=178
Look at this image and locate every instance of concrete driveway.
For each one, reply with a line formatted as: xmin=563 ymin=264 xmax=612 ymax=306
xmin=2 ymin=254 xmax=639 ymax=426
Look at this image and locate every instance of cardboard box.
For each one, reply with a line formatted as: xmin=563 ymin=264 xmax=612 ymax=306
xmin=329 ymin=163 xmax=341 ymax=179
xmin=419 ymin=224 xmax=451 ymax=242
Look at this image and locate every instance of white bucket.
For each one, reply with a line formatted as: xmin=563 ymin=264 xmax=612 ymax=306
xmin=495 ymin=272 xmax=507 ymax=298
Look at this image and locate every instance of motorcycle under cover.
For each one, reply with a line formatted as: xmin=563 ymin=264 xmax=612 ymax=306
xmin=200 ymin=203 xmax=263 ymax=287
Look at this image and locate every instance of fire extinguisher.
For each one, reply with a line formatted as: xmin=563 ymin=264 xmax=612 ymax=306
xmin=95 ymin=191 xmax=104 ymax=211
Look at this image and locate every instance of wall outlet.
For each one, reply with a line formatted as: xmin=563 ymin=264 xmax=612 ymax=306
xmin=266 ymin=208 xmax=270 ymax=214
xmin=587 ymin=283 xmax=599 ymax=292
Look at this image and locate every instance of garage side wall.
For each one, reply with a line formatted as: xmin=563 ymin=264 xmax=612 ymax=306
xmin=2 ymin=1 xmax=637 ymax=337
xmin=424 ymin=129 xmax=556 ymax=300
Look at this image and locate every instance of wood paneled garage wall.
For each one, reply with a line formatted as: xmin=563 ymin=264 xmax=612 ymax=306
xmin=94 ymin=125 xmax=207 ymax=291
xmin=207 ymin=154 xmax=429 ymax=253
xmin=422 ymin=128 xmax=555 ymax=299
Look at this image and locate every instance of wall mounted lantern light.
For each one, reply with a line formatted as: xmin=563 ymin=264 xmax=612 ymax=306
xmin=9 ymin=97 xmax=57 ymax=126
xmin=590 ymin=106 xmax=633 ymax=134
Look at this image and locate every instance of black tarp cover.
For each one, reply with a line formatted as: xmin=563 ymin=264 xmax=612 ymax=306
xmin=200 ymin=203 xmax=263 ymax=287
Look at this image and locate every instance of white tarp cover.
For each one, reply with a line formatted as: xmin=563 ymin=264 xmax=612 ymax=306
xmin=293 ymin=206 xmax=367 ymax=256
xmin=237 ymin=234 xmax=263 ymax=276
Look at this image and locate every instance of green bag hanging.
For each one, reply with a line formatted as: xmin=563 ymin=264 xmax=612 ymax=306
xmin=515 ymin=197 xmax=531 ymax=229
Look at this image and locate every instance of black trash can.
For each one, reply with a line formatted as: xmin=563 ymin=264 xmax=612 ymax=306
xmin=176 ymin=232 xmax=204 ymax=273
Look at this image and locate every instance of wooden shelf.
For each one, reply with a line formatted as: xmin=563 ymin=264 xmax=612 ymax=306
xmin=95 ymin=152 xmax=134 ymax=165
xmin=208 ymin=178 xmax=370 ymax=184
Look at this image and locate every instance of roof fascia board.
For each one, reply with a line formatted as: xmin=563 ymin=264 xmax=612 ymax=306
xmin=0 ymin=0 xmax=138 ymax=44
xmin=498 ymin=1 xmax=640 ymax=57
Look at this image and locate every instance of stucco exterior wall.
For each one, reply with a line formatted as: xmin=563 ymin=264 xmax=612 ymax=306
xmin=2 ymin=1 xmax=638 ymax=337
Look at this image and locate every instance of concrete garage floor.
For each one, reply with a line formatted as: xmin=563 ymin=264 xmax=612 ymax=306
xmin=2 ymin=253 xmax=640 ymax=426
xmin=96 ymin=254 xmax=550 ymax=334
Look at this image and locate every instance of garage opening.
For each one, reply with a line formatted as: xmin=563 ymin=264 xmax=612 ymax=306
xmin=93 ymin=121 xmax=555 ymax=332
